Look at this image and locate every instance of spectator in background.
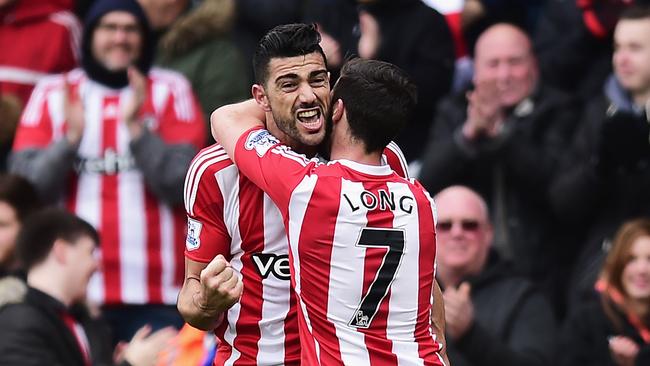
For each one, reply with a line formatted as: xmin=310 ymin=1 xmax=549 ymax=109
xmin=0 ymin=208 xmax=176 ymax=366
xmin=140 ymin=0 xmax=249 ymax=139
xmin=557 ymin=218 xmax=650 ymax=366
xmin=435 ymin=185 xmax=556 ymax=366
xmin=356 ymin=0 xmax=455 ymax=162
xmin=418 ymin=24 xmax=579 ymax=297
xmin=303 ymin=0 xmax=359 ymax=81
xmin=535 ymin=0 xmax=639 ymax=102
xmin=0 ymin=174 xmax=42 ymax=276
xmin=9 ymin=0 xmax=205 ymax=343
xmin=0 ymin=0 xmax=81 ymax=170
xmin=550 ymin=5 xmax=650 ymax=312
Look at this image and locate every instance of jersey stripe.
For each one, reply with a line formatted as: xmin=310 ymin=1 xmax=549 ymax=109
xmin=413 ymin=185 xmax=440 ymax=365
xmin=100 ymin=96 xmax=121 ymax=303
xmin=232 ymin=177 xmax=264 ymax=365
xmin=145 ymin=189 xmax=163 ymax=303
xmin=361 ymin=181 xmax=399 ymax=366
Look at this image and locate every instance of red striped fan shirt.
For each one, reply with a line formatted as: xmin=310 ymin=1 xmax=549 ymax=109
xmin=12 ymin=68 xmax=205 ymax=305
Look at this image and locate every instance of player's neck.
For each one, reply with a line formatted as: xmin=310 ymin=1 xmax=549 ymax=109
xmin=330 ymin=144 xmax=381 ymax=166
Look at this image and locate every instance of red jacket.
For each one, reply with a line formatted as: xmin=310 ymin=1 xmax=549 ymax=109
xmin=0 ymin=0 xmax=79 ymax=109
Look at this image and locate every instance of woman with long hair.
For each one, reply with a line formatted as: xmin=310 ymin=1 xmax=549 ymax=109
xmin=558 ymin=218 xmax=650 ymax=366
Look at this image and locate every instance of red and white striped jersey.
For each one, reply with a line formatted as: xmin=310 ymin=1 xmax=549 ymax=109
xmin=13 ymin=68 xmax=205 ymax=305
xmin=183 ymin=141 xmax=409 ymax=366
xmin=234 ymin=128 xmax=444 ymax=366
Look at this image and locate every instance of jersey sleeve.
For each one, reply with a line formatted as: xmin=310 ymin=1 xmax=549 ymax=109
xmin=148 ymin=69 xmax=207 ymax=149
xmin=183 ymin=148 xmax=233 ymax=262
xmin=233 ymin=127 xmax=315 ymax=210
xmin=382 ymin=141 xmax=410 ymax=179
xmin=12 ymin=78 xmax=64 ymax=151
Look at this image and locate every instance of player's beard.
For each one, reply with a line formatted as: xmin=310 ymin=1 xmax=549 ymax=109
xmin=317 ymin=107 xmax=335 ymax=160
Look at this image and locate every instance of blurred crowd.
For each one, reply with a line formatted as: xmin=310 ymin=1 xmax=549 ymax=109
xmin=1 ymin=0 xmax=650 ymax=365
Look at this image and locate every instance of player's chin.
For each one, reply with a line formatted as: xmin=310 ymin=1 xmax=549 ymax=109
xmin=300 ymin=129 xmax=326 ymax=146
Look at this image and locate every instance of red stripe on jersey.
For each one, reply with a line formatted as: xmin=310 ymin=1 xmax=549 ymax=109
xmin=232 ymin=177 xmax=264 ymax=365
xmin=298 ymin=178 xmax=344 ymax=366
xmin=66 ymin=173 xmax=78 ymax=213
xmin=284 ymin=284 xmax=300 ymax=366
xmin=12 ymin=84 xmax=55 ymax=150
xmin=360 ymin=182 xmax=398 ymax=366
xmin=100 ymin=96 xmax=121 ymax=304
xmin=214 ymin=320 xmax=232 ymax=366
xmin=145 ymin=189 xmax=162 ymax=303
xmin=412 ymin=186 xmax=440 ymax=364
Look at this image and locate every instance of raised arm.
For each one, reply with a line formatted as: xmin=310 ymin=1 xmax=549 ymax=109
xmin=210 ymin=99 xmax=265 ymax=161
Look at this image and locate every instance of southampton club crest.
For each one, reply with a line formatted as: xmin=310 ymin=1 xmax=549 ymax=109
xmin=244 ymin=129 xmax=279 ymax=157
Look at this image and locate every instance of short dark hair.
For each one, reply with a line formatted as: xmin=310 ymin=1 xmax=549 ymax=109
xmin=16 ymin=208 xmax=99 ymax=270
xmin=253 ymin=23 xmax=327 ymax=85
xmin=619 ymin=4 xmax=650 ymax=21
xmin=331 ymin=58 xmax=417 ymax=153
xmin=0 ymin=174 xmax=42 ymax=222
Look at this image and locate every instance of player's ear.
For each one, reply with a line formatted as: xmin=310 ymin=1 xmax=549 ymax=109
xmin=252 ymin=84 xmax=271 ymax=112
xmin=52 ymin=239 xmax=69 ymax=264
xmin=332 ymin=99 xmax=344 ymax=124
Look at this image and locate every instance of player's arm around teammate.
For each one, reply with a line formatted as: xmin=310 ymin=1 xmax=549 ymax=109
xmin=177 ymin=255 xmax=243 ymax=330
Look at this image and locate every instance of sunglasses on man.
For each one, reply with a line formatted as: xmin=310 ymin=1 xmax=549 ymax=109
xmin=436 ymin=219 xmax=481 ymax=232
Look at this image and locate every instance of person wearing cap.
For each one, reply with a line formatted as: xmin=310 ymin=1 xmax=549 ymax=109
xmin=8 ymin=0 xmax=206 ymax=342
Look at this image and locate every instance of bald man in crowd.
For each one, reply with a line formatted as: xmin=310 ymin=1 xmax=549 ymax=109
xmin=418 ymin=24 xmax=580 ymax=312
xmin=434 ymin=185 xmax=556 ymax=366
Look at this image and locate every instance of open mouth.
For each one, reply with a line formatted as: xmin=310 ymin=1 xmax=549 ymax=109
xmin=296 ymin=108 xmax=322 ymax=132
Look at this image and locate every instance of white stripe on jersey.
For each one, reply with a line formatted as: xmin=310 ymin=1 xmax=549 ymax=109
xmin=287 ymin=174 xmax=321 ymax=362
xmin=271 ymin=145 xmax=313 ymax=167
xmin=160 ymin=205 xmax=178 ymax=304
xmin=386 ymin=181 xmax=426 ymax=366
xmin=47 ymin=87 xmax=65 ymax=141
xmin=116 ymin=99 xmax=147 ymax=304
xmin=386 ymin=141 xmax=410 ymax=179
xmin=118 ymin=174 xmax=147 ymax=303
xmin=183 ymin=145 xmax=222 ymax=213
xmin=78 ymin=85 xmax=105 ymax=304
xmin=49 ymin=11 xmax=82 ymax=61
xmin=151 ymin=80 xmax=169 ymax=115
xmin=22 ymin=77 xmax=53 ymax=125
xmin=258 ymin=194 xmax=291 ymax=365
xmin=184 ymin=146 xmax=228 ymax=216
xmin=150 ymin=68 xmax=194 ymax=120
xmin=216 ymin=165 xmax=244 ymax=365
xmin=330 ymin=179 xmax=372 ymax=366
xmin=0 ymin=66 xmax=48 ymax=85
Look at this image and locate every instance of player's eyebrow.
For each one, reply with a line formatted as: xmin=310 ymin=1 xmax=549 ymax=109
xmin=274 ymin=73 xmax=299 ymax=85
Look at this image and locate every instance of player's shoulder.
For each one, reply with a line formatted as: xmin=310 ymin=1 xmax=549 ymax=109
xmin=187 ymin=144 xmax=234 ymax=178
xmin=383 ymin=141 xmax=410 ymax=179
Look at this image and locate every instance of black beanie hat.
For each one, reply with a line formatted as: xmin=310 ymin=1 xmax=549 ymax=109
xmin=81 ymin=0 xmax=154 ymax=89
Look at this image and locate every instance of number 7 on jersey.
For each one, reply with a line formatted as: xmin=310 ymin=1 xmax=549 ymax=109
xmin=349 ymin=227 xmax=406 ymax=329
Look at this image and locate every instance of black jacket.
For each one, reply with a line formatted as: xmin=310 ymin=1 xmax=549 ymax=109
xmin=419 ymin=83 xmax=579 ymax=280
xmin=557 ymin=299 xmax=650 ymax=366
xmin=0 ymin=287 xmax=91 ymax=366
xmin=534 ymin=0 xmax=614 ymax=102
xmin=444 ymin=254 xmax=557 ymax=366
xmin=549 ymin=76 xmax=650 ymax=311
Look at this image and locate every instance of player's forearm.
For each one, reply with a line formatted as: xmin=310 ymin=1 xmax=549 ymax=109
xmin=210 ymin=99 xmax=265 ymax=159
xmin=177 ymin=278 xmax=224 ymax=331
xmin=432 ymin=280 xmax=451 ymax=365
